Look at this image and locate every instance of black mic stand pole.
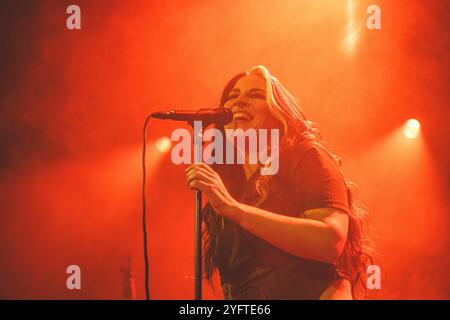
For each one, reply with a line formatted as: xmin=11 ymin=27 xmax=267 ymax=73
xmin=189 ymin=120 xmax=204 ymax=300
xmin=149 ymin=110 xmax=231 ymax=300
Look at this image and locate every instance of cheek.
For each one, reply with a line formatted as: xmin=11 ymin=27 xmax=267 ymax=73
xmin=253 ymin=102 xmax=270 ymax=121
xmin=254 ymin=100 xmax=269 ymax=114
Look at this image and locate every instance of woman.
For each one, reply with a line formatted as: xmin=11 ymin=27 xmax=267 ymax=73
xmin=185 ymin=65 xmax=373 ymax=300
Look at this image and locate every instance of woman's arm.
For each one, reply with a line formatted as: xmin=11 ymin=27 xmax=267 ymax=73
xmin=185 ymin=163 xmax=348 ymax=265
xmin=227 ymin=203 xmax=348 ymax=264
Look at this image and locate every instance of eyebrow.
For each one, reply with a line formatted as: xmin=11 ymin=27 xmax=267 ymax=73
xmin=249 ymin=88 xmax=265 ymax=93
xmin=228 ymin=88 xmax=265 ymax=94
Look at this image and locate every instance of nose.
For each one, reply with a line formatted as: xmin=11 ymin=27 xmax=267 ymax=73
xmin=232 ymin=100 xmax=250 ymax=111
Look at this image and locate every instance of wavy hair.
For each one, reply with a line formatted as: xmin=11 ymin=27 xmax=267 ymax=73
xmin=202 ymin=65 xmax=373 ymax=299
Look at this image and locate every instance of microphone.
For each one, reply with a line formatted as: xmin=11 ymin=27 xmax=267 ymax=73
xmin=151 ymin=107 xmax=233 ymax=125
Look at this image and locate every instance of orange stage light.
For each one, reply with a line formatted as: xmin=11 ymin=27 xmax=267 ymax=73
xmin=403 ymin=119 xmax=421 ymax=140
xmin=155 ymin=136 xmax=172 ymax=154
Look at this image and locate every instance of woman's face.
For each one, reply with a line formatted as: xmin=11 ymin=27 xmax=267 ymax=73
xmin=223 ymin=74 xmax=277 ymax=131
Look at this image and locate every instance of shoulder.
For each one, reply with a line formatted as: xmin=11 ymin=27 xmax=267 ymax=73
xmin=283 ymin=140 xmax=342 ymax=175
xmin=284 ymin=141 xmax=350 ymax=214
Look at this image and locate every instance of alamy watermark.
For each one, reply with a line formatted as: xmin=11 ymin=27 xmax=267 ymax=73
xmin=66 ymin=5 xmax=81 ymax=30
xmin=66 ymin=4 xmax=381 ymax=31
xmin=170 ymin=121 xmax=280 ymax=176
xmin=66 ymin=265 xmax=81 ymax=290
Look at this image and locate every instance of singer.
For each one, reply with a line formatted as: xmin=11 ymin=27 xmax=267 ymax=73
xmin=185 ymin=65 xmax=373 ymax=300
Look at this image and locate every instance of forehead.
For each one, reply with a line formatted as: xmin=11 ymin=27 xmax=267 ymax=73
xmin=232 ymin=74 xmax=266 ymax=91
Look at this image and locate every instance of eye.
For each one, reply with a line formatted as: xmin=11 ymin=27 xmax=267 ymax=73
xmin=225 ymin=92 xmax=239 ymax=101
xmin=250 ymin=92 xmax=265 ymax=99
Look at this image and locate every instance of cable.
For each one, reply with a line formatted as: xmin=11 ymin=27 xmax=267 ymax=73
xmin=142 ymin=115 xmax=152 ymax=300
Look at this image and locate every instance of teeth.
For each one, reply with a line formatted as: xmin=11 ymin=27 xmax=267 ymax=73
xmin=233 ymin=112 xmax=252 ymax=121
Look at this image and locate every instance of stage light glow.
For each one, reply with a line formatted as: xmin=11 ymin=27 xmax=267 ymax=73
xmin=403 ymin=119 xmax=421 ymax=139
xmin=156 ymin=136 xmax=172 ymax=153
xmin=341 ymin=0 xmax=360 ymax=56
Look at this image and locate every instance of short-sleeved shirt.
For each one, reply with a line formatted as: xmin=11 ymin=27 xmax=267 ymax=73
xmin=207 ymin=140 xmax=350 ymax=300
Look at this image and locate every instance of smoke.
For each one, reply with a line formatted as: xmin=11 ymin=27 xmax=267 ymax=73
xmin=0 ymin=0 xmax=448 ymax=299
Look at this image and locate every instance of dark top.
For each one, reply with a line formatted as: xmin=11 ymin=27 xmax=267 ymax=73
xmin=207 ymin=140 xmax=350 ymax=300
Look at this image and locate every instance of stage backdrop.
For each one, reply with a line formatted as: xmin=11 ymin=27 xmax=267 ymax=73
xmin=0 ymin=0 xmax=448 ymax=299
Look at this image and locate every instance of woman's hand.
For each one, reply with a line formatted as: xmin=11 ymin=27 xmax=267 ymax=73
xmin=185 ymin=163 xmax=240 ymax=219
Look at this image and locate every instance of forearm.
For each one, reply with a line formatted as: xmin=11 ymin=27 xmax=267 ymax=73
xmin=226 ymin=202 xmax=342 ymax=264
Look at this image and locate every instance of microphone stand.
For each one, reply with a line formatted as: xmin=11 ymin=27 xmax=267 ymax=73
xmin=147 ymin=110 xmax=231 ymax=300
xmin=189 ymin=120 xmax=204 ymax=300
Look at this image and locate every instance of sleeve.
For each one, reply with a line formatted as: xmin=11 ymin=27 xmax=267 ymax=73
xmin=293 ymin=144 xmax=349 ymax=216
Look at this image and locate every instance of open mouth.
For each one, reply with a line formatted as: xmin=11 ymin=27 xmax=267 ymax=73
xmin=233 ymin=111 xmax=254 ymax=122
